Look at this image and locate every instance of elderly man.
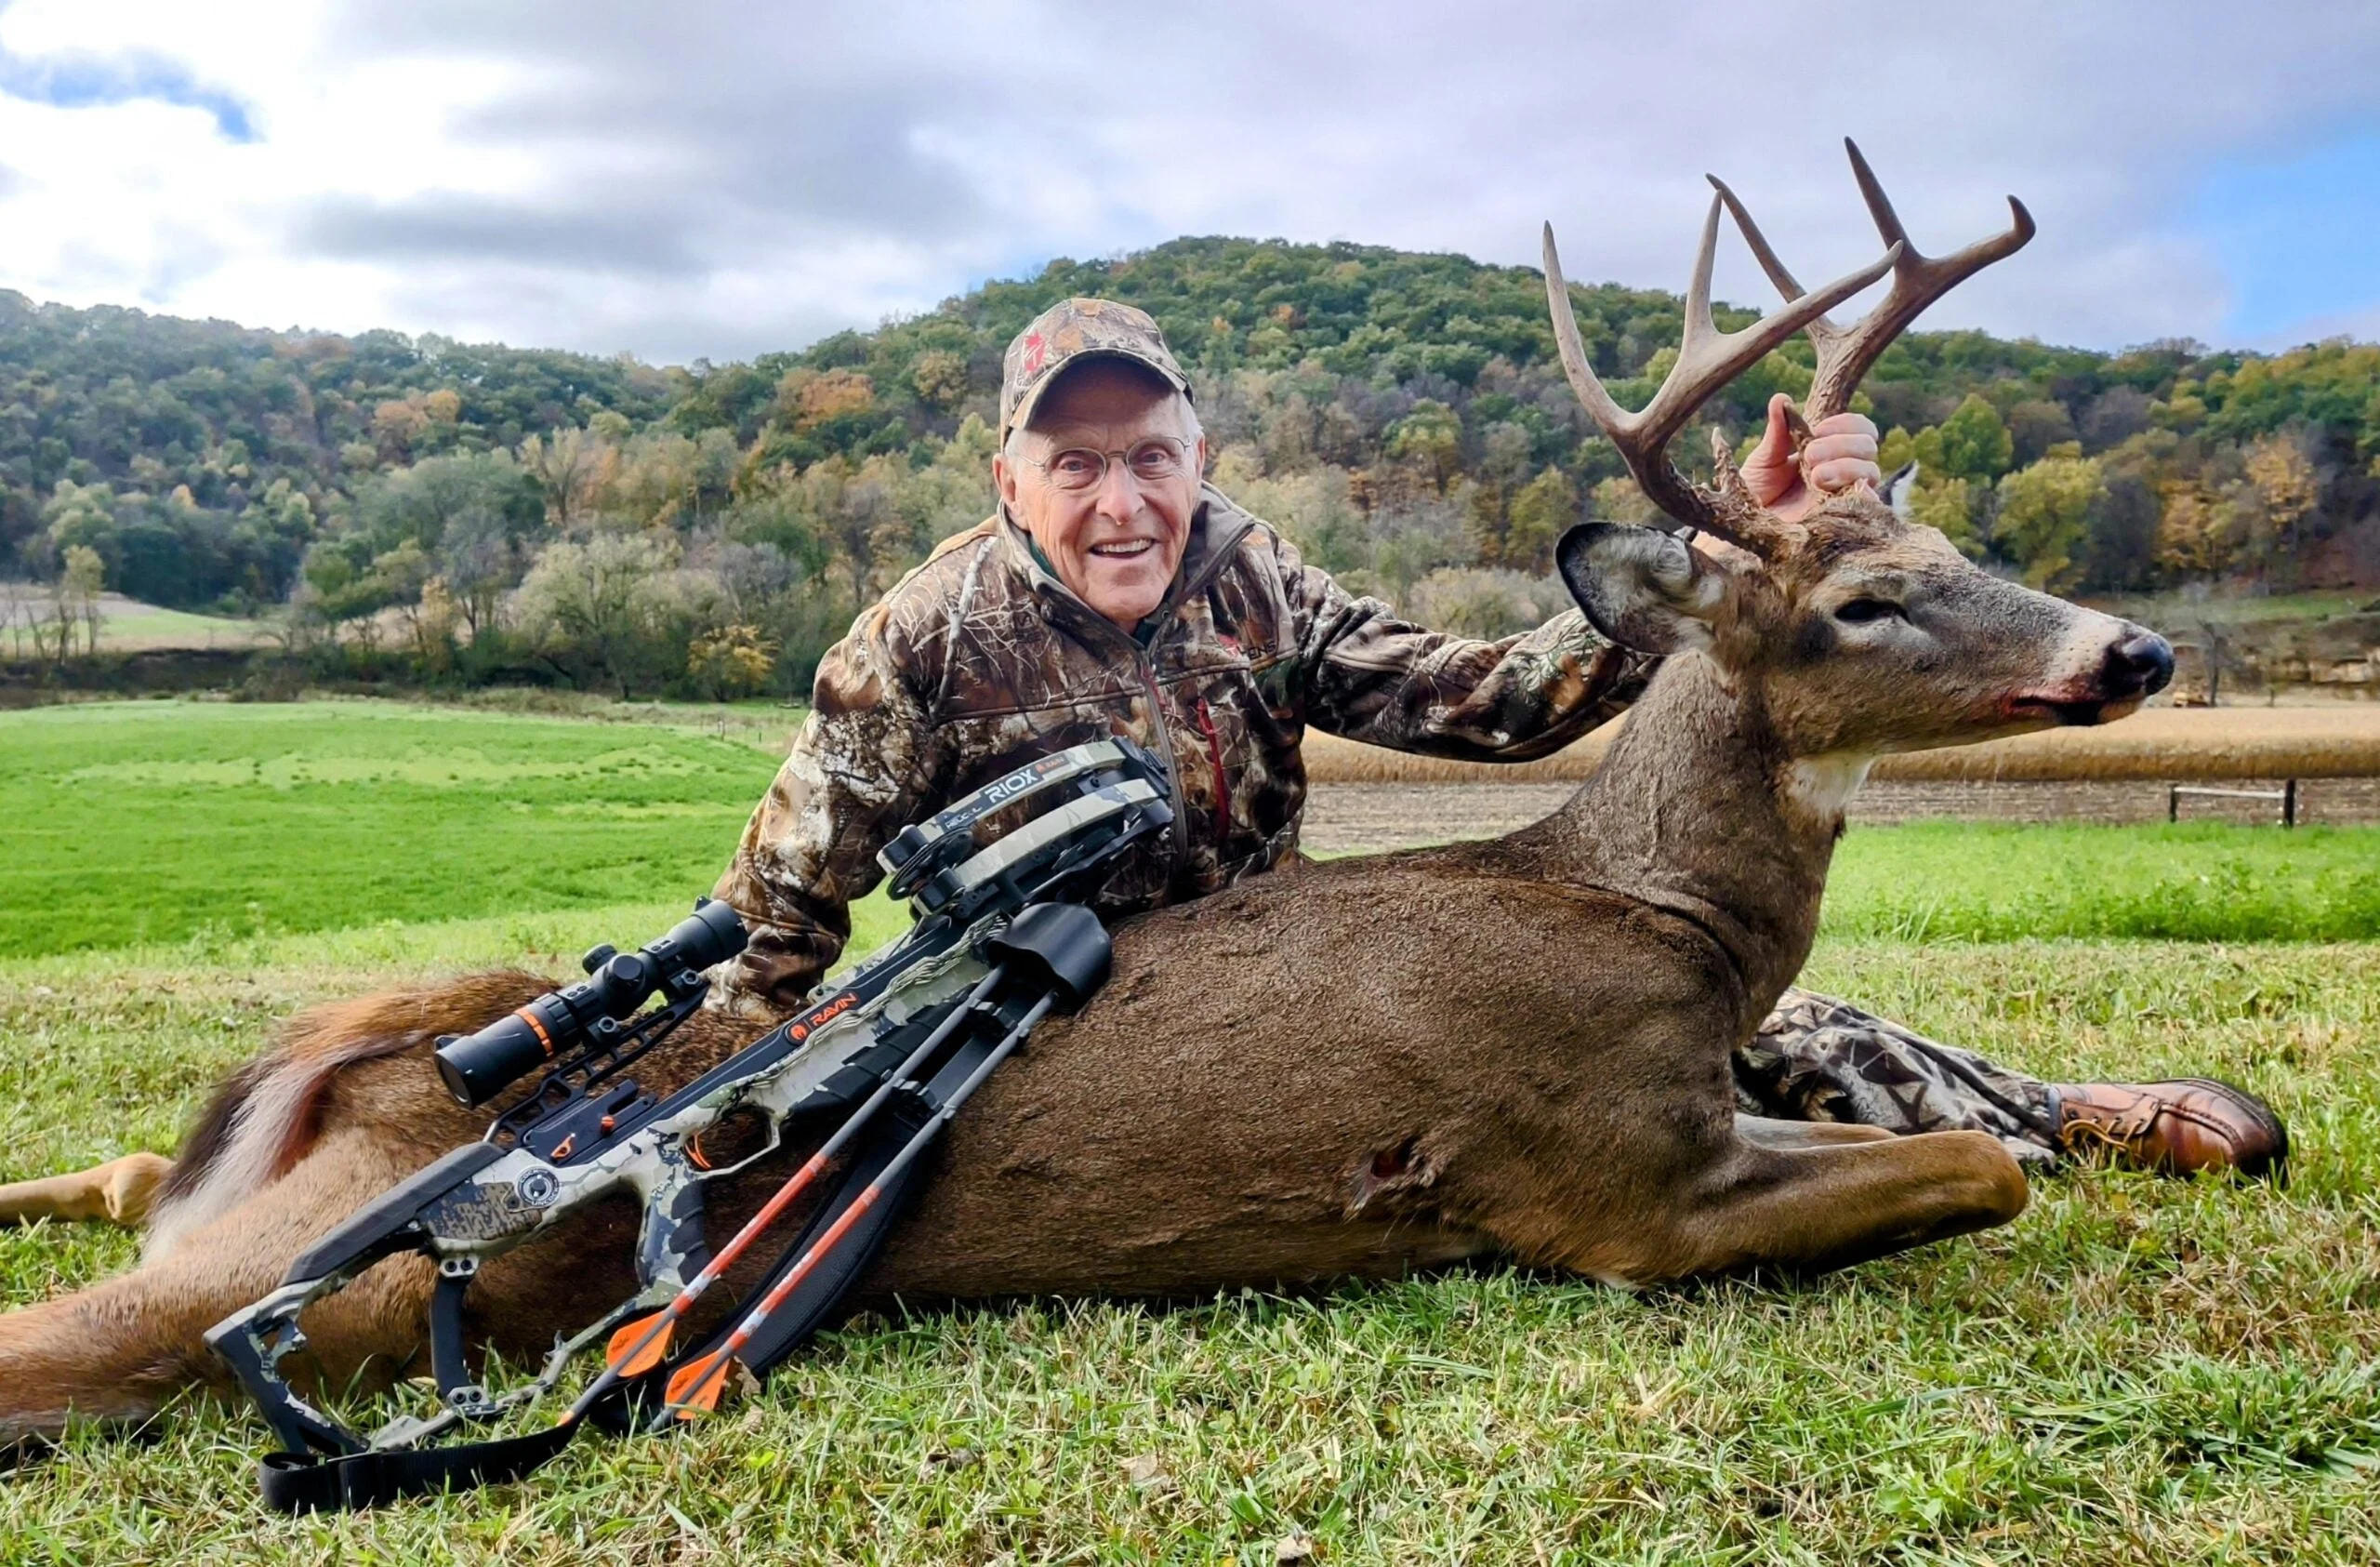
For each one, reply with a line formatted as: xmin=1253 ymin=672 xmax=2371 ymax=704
xmin=712 ymin=298 xmax=2285 ymax=1177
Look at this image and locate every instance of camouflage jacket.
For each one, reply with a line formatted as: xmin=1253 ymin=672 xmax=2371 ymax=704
xmin=708 ymin=485 xmax=1655 ymax=1015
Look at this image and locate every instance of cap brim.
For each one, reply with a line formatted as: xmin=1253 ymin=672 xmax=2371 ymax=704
xmin=1004 ymin=350 xmax=1193 ymax=440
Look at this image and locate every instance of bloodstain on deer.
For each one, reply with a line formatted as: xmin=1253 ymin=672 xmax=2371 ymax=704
xmin=0 ymin=144 xmax=2172 ymax=1446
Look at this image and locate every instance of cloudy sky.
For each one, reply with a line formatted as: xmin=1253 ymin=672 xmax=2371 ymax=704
xmin=0 ymin=0 xmax=2374 ymax=365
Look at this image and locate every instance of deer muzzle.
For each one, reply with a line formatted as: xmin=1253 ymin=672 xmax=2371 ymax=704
xmin=2003 ymin=623 xmax=2174 ymax=726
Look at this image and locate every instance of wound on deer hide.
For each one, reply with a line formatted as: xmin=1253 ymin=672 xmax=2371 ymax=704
xmin=1348 ymin=1136 xmax=1437 ymax=1215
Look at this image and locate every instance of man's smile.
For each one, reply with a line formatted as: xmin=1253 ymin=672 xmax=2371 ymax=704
xmin=1089 ymin=539 xmax=1157 ymax=559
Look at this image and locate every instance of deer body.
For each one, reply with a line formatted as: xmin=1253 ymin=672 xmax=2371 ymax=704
xmin=0 ymin=607 xmax=2069 ymax=1441
xmin=0 ymin=145 xmax=2171 ymax=1448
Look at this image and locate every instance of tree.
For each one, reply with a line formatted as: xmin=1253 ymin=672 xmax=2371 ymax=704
xmin=511 ymin=531 xmax=694 ymax=697
xmin=2077 ymin=473 xmax=2161 ymax=592
xmin=4 ymin=227 xmax=2375 ymax=689
xmin=1588 ymin=474 xmax=1660 ymax=526
xmin=911 ymin=350 xmax=969 ymax=411
xmin=1919 ymin=394 xmax=2015 ymax=485
xmin=414 ymin=575 xmax=461 ymax=671
xmin=687 ymin=623 xmax=780 ymax=698
xmin=232 ymin=480 xmax=316 ymax=604
xmin=2155 ymin=484 xmax=2230 ymax=579
xmin=1993 ymin=445 xmax=2104 ymax=590
xmin=1384 ymin=401 xmax=1462 ymax=492
xmin=358 ymin=453 xmax=539 ymax=552
xmin=1368 ymin=489 xmax=1473 ymax=606
xmin=891 ymin=417 xmax=998 ymax=547
xmin=1909 ymin=475 xmax=1982 ymax=558
xmin=518 ymin=426 xmax=619 ymax=531
xmin=1407 ymin=566 xmax=1565 ymax=638
xmin=1503 ymin=468 xmax=1577 ymax=575
xmin=2005 ymin=399 xmax=2078 ymax=467
xmin=2233 ymin=431 xmax=2320 ymax=585
xmin=1213 ymin=454 xmax=1366 ymax=578
xmin=42 ymin=480 xmax=120 ymax=578
xmin=607 ymin=430 xmax=739 ymax=532
xmin=59 ymin=544 xmax=104 ymax=657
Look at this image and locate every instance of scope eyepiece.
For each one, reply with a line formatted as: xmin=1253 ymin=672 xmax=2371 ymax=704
xmin=645 ymin=897 xmax=747 ymax=980
xmin=432 ymin=899 xmax=749 ymax=1108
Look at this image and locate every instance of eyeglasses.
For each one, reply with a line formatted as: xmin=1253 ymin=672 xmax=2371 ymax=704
xmin=1020 ymin=436 xmax=1191 ymax=492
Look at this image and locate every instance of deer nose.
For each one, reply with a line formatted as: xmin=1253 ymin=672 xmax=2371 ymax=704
xmin=2104 ymin=631 xmax=2175 ymax=697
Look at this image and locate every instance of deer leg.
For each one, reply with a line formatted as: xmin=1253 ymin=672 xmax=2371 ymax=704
xmin=0 ymin=1126 xmax=434 ymax=1444
xmin=0 ymin=1153 xmax=175 ymax=1228
xmin=1665 ymin=1128 xmax=2028 ymax=1279
xmin=1731 ymin=1113 xmax=1894 ymax=1152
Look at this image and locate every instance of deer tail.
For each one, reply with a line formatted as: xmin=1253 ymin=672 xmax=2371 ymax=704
xmin=142 ymin=972 xmax=550 ymax=1259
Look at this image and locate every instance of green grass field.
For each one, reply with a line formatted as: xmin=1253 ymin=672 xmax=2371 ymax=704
xmin=0 ymin=700 xmax=796 ymax=959
xmin=1 ymin=701 xmax=2375 ymax=1562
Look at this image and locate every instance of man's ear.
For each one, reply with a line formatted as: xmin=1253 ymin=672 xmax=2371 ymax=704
xmin=1555 ymin=524 xmax=1726 ymax=655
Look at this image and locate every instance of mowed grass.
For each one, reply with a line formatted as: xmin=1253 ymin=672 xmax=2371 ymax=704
xmin=0 ymin=699 xmax=792 ymax=958
xmin=1 ymin=933 xmax=2374 ymax=1562
xmin=6 ymin=701 xmax=2378 ymax=963
xmin=1 ymin=699 xmax=2376 ymax=1560
xmin=1821 ymin=821 xmax=2380 ymax=943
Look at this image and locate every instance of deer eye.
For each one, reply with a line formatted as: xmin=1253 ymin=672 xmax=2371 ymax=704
xmin=1833 ymin=597 xmax=1904 ymax=625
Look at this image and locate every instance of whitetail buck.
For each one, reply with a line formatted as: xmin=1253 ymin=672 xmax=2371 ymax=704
xmin=0 ymin=145 xmax=2172 ymax=1446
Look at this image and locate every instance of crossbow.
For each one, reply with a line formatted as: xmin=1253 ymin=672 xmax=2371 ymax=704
xmin=205 ymin=737 xmax=1172 ymax=1511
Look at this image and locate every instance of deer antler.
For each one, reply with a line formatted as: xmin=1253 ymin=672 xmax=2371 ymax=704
xmin=1542 ymin=195 xmax=1898 ymax=546
xmin=1709 ymin=138 xmax=2035 ymax=424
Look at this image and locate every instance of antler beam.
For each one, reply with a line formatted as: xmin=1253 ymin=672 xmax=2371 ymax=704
xmin=1709 ymin=138 xmax=2034 ymax=424
xmin=1542 ymin=194 xmax=1898 ymax=544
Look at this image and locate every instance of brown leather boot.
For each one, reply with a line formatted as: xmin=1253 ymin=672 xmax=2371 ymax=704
xmin=2053 ymin=1079 xmax=2288 ymax=1179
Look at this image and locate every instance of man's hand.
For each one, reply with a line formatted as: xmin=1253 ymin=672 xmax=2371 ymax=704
xmin=1739 ymin=393 xmax=1880 ymax=522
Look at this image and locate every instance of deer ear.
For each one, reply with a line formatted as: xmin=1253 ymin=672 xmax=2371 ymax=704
xmin=1882 ymin=461 xmax=1919 ymax=518
xmin=1555 ymin=523 xmax=1725 ymax=655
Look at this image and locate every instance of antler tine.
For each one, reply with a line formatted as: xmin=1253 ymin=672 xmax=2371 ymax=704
xmin=1813 ymin=139 xmax=2034 ymax=418
xmin=1707 ymin=173 xmax=1848 ymax=361
xmin=1715 ymin=140 xmax=2035 ymax=425
xmin=1542 ymin=196 xmax=1898 ymax=541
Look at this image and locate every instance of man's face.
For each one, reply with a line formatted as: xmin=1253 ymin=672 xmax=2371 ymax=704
xmin=994 ymin=361 xmax=1205 ymax=628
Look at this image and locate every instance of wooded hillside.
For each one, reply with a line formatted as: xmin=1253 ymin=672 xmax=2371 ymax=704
xmin=5 ymin=236 xmax=2374 ymax=697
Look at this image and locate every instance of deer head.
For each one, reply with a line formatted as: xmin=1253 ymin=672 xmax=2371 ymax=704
xmin=1543 ymin=142 xmax=2172 ymax=776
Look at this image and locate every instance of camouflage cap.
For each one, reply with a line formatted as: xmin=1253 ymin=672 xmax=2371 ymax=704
xmin=999 ymin=298 xmax=1192 ymax=442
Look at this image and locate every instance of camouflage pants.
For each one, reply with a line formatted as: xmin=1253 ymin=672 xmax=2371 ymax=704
xmin=1739 ymin=989 xmax=2063 ymax=1165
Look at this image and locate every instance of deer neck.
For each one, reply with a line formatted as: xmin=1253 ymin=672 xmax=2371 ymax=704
xmin=1539 ymin=651 xmax=1856 ymax=1011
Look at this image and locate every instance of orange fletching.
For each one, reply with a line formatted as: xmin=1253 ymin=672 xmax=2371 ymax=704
xmin=604 ymin=1314 xmax=674 ymax=1378
xmin=665 ymin=1349 xmax=737 ymax=1418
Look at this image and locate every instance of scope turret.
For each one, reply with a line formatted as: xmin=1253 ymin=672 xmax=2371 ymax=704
xmin=433 ymin=899 xmax=747 ymax=1108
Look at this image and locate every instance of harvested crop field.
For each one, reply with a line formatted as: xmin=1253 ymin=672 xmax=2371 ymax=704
xmin=1302 ymin=775 xmax=2380 ymax=853
xmin=1302 ymin=702 xmax=2380 ymax=786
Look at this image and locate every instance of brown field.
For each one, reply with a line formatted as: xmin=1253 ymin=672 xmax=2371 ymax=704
xmin=1300 ymin=776 xmax=2380 ymax=854
xmin=0 ymin=590 xmax=274 ymax=654
xmin=1302 ymin=702 xmax=2380 ymax=787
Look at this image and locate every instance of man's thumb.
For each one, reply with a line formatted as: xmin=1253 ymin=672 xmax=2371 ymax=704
xmin=1743 ymin=392 xmax=1791 ymax=468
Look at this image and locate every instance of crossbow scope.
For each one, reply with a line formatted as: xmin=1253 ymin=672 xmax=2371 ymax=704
xmin=432 ymin=897 xmax=748 ymax=1107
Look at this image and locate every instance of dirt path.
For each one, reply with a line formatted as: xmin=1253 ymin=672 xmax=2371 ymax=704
xmin=1299 ymin=777 xmax=2380 ymax=854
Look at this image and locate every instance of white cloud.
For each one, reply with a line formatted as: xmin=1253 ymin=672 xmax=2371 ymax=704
xmin=0 ymin=0 xmax=2374 ymax=361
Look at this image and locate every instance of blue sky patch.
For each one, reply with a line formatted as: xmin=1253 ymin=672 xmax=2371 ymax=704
xmin=2192 ymin=129 xmax=2380 ymax=340
xmin=0 ymin=45 xmax=258 ymax=143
